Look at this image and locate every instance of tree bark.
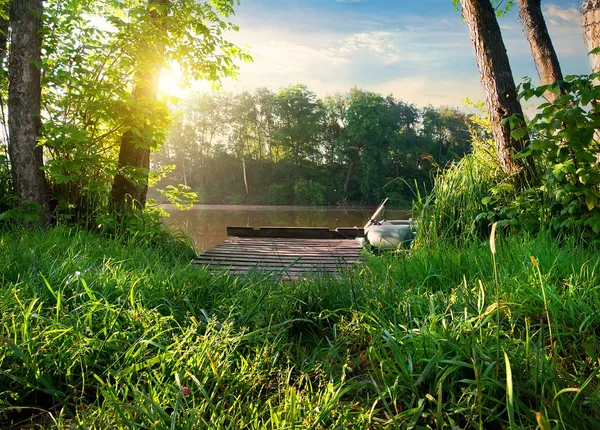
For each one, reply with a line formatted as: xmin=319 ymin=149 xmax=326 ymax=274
xmin=518 ymin=0 xmax=563 ymax=101
xmin=111 ymin=0 xmax=168 ymax=210
xmin=0 ymin=4 xmax=8 ymax=64
xmin=582 ymin=0 xmax=600 ymax=74
xmin=343 ymin=161 xmax=355 ymax=195
xmin=242 ymin=156 xmax=249 ymax=195
xmin=460 ymin=0 xmax=531 ymax=176
xmin=8 ymin=0 xmax=50 ymax=213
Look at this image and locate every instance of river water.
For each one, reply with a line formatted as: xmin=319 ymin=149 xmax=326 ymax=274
xmin=163 ymin=204 xmax=410 ymax=252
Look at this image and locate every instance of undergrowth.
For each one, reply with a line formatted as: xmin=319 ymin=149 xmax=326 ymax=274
xmin=1 ymin=227 xmax=599 ymax=428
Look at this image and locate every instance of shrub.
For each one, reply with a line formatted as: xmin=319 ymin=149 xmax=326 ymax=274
xmin=266 ymin=183 xmax=292 ymax=205
xmin=294 ymin=179 xmax=326 ymax=206
xmin=517 ymin=75 xmax=600 ymax=243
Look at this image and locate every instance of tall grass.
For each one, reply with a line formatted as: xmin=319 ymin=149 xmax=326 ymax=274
xmin=413 ymin=141 xmax=506 ymax=244
xmin=1 ymin=226 xmax=599 ymax=428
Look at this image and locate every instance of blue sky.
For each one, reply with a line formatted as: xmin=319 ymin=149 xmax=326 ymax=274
xmin=200 ymin=0 xmax=589 ymax=110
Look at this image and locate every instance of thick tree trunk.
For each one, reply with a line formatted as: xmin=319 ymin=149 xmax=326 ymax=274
xmin=582 ymin=0 xmax=600 ymax=74
xmin=111 ymin=0 xmax=168 ymax=210
xmin=460 ymin=0 xmax=531 ymax=176
xmin=518 ymin=0 xmax=563 ymax=101
xmin=8 ymin=0 xmax=49 ymax=213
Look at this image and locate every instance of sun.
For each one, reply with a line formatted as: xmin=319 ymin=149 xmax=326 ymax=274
xmin=159 ymin=65 xmax=185 ymax=99
xmin=159 ymin=63 xmax=216 ymax=100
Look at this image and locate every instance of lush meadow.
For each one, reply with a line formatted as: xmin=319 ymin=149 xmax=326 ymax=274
xmin=1 ymin=226 xmax=598 ymax=428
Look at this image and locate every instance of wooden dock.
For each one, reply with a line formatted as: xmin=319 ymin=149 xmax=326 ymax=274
xmin=193 ymin=227 xmax=365 ymax=278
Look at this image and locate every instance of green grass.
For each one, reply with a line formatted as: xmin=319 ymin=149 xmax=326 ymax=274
xmin=1 ymin=226 xmax=599 ymax=428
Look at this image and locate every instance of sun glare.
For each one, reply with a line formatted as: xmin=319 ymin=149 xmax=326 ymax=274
xmin=159 ymin=64 xmax=216 ymax=100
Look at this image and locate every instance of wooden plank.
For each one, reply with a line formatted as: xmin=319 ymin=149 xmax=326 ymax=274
xmin=198 ymin=264 xmax=347 ymax=272
xmin=195 ymin=254 xmax=359 ymax=262
xmin=227 ymin=226 xmax=364 ymax=239
xmin=194 ymin=235 xmax=363 ymax=278
xmin=194 ymin=260 xmax=358 ymax=268
xmin=226 ymin=236 xmax=363 ymax=244
xmin=196 ymin=264 xmax=349 ymax=274
xmin=222 ymin=239 xmax=362 ymax=250
xmin=209 ymin=248 xmax=361 ymax=255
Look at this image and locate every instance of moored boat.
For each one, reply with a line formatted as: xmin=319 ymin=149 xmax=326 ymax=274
xmin=358 ymin=198 xmax=415 ymax=249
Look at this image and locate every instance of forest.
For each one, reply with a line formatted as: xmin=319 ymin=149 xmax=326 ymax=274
xmin=152 ymin=87 xmax=473 ymax=206
xmin=2 ymin=0 xmax=600 ymax=428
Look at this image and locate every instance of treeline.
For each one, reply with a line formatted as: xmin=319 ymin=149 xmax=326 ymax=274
xmin=152 ymin=85 xmax=477 ymax=206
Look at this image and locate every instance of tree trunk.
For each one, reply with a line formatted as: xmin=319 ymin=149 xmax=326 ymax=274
xmin=518 ymin=0 xmax=563 ymax=101
xmin=0 ymin=4 xmax=8 ymax=64
xmin=1 ymin=4 xmax=9 ymax=148
xmin=8 ymin=0 xmax=50 ymax=214
xmin=343 ymin=161 xmax=355 ymax=195
xmin=111 ymin=0 xmax=168 ymax=210
xmin=460 ymin=0 xmax=531 ymax=176
xmin=242 ymin=156 xmax=249 ymax=195
xmin=582 ymin=0 xmax=600 ymax=74
xmin=581 ymin=1 xmax=600 ymax=162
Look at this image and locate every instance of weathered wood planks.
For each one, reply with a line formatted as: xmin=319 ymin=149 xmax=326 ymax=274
xmin=226 ymin=226 xmax=364 ymax=239
xmin=193 ymin=235 xmax=364 ymax=279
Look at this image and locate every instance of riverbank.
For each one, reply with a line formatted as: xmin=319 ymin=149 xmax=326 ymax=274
xmin=1 ymin=227 xmax=599 ymax=428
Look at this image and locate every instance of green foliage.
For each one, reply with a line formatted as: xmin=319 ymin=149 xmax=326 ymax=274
xmin=274 ymin=84 xmax=324 ymax=166
xmin=452 ymin=0 xmax=515 ymax=17
xmin=517 ymin=75 xmax=600 ymax=243
xmin=20 ymin=0 xmax=249 ymax=224
xmin=0 ymin=145 xmax=12 ymax=213
xmin=158 ymin=184 xmax=198 ymax=210
xmin=1 ymin=228 xmax=599 ymax=427
xmin=266 ymin=183 xmax=292 ymax=205
xmin=337 ymin=90 xmax=400 ymax=204
xmin=153 ymin=86 xmax=472 ymax=206
xmin=415 ymin=139 xmax=508 ymax=244
xmin=293 ymin=179 xmax=326 ymax=206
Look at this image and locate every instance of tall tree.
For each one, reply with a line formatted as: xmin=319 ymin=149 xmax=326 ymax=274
xmin=338 ymin=90 xmax=399 ymax=203
xmin=459 ymin=0 xmax=531 ymax=176
xmin=274 ymin=85 xmax=323 ymax=167
xmin=8 ymin=0 xmax=50 ymax=214
xmin=111 ymin=0 xmax=247 ymax=210
xmin=517 ymin=0 xmax=563 ymax=100
xmin=111 ymin=0 xmax=169 ymax=210
xmin=582 ymin=0 xmax=600 ymax=74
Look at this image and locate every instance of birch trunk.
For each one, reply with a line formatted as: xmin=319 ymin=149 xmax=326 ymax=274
xmin=582 ymin=0 xmax=600 ymax=74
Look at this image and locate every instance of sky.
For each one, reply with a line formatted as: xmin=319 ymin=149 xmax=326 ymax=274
xmin=177 ymin=0 xmax=590 ymax=111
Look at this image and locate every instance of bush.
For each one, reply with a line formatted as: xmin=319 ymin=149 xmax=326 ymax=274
xmin=293 ymin=179 xmax=326 ymax=206
xmin=517 ymin=75 xmax=600 ymax=243
xmin=265 ymin=183 xmax=292 ymax=205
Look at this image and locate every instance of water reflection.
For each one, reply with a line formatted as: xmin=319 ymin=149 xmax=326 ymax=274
xmin=163 ymin=204 xmax=409 ymax=252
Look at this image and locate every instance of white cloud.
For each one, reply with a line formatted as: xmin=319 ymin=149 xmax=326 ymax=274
xmin=371 ymin=76 xmax=485 ymax=109
xmin=544 ymin=4 xmax=581 ymax=25
xmin=186 ymin=1 xmax=589 ymax=109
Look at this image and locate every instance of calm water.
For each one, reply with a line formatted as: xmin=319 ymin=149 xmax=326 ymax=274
xmin=163 ymin=204 xmax=410 ymax=252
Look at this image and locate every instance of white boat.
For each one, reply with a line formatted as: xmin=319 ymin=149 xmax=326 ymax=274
xmin=358 ymin=198 xmax=415 ymax=250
